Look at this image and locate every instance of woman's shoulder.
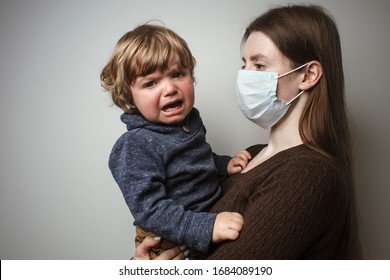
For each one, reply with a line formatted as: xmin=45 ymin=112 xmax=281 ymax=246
xmin=275 ymin=145 xmax=350 ymax=199
xmin=246 ymin=144 xmax=328 ymax=162
xmin=278 ymin=145 xmax=344 ymax=176
xmin=246 ymin=144 xmax=349 ymax=212
xmin=246 ymin=144 xmax=345 ymax=181
xmin=245 ymin=144 xmax=267 ymax=157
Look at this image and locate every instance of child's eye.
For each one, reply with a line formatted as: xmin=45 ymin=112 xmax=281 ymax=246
xmin=144 ymin=81 xmax=155 ymax=88
xmin=173 ymin=71 xmax=184 ymax=78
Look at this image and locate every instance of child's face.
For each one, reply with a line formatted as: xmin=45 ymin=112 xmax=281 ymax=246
xmin=131 ymin=60 xmax=195 ymax=124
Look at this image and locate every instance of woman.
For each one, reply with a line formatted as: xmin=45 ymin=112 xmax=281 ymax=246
xmin=134 ymin=4 xmax=361 ymax=259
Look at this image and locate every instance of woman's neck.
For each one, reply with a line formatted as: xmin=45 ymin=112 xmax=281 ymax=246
xmin=268 ymin=91 xmax=308 ymax=152
xmin=267 ymin=114 xmax=302 ymax=153
xmin=241 ymin=93 xmax=307 ymax=173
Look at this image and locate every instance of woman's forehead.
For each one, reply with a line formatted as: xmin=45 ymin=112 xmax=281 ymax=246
xmin=243 ymin=32 xmax=279 ymax=59
xmin=243 ymin=31 xmax=290 ymax=66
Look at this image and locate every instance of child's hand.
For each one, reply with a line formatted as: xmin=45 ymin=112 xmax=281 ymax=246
xmin=227 ymin=150 xmax=252 ymax=175
xmin=212 ymin=212 xmax=244 ymax=243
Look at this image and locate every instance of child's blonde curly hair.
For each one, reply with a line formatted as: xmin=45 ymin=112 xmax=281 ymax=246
xmin=100 ymin=24 xmax=196 ymax=113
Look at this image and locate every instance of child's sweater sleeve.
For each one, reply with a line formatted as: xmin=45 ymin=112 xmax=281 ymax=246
xmin=109 ymin=132 xmax=217 ymax=253
xmin=212 ymin=153 xmax=232 ymax=180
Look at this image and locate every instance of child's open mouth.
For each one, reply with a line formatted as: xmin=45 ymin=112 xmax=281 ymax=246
xmin=162 ymin=101 xmax=183 ymax=112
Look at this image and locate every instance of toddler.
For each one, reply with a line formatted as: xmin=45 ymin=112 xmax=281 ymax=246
xmin=100 ymin=24 xmax=250 ymax=258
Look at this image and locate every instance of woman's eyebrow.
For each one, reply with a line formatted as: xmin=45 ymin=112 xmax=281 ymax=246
xmin=251 ymin=53 xmax=268 ymax=61
xmin=242 ymin=53 xmax=269 ymax=63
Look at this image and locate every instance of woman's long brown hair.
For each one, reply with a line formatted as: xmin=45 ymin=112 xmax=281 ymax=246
xmin=243 ymin=4 xmax=362 ymax=259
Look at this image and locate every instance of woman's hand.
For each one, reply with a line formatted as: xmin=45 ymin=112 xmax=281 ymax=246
xmin=132 ymin=236 xmax=186 ymax=260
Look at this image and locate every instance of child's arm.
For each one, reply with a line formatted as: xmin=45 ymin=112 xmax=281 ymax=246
xmin=227 ymin=150 xmax=252 ymax=175
xmin=110 ymin=132 xmax=219 ymax=254
xmin=212 ymin=212 xmax=244 ymax=243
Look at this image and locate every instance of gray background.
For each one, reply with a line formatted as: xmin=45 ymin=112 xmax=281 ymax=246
xmin=0 ymin=0 xmax=389 ymax=259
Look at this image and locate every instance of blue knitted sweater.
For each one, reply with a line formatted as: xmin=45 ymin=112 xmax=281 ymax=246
xmin=109 ymin=108 xmax=231 ymax=253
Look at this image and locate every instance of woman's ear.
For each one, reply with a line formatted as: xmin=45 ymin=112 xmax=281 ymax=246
xmin=299 ymin=61 xmax=323 ymax=91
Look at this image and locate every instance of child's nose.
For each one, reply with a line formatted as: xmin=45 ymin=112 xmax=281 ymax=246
xmin=162 ymin=80 xmax=177 ymax=96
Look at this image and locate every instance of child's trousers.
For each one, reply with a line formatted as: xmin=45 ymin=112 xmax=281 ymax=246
xmin=135 ymin=226 xmax=200 ymax=259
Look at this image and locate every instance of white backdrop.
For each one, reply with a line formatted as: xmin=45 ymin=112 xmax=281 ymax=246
xmin=0 ymin=0 xmax=389 ymax=259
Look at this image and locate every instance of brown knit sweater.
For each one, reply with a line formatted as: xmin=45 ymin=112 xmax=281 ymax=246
xmin=207 ymin=144 xmax=353 ymax=259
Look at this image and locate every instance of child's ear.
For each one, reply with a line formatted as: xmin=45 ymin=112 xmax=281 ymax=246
xmin=298 ymin=61 xmax=323 ymax=91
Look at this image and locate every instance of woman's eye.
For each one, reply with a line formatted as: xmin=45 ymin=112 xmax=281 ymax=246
xmin=255 ymin=64 xmax=265 ymax=71
xmin=240 ymin=64 xmax=265 ymax=71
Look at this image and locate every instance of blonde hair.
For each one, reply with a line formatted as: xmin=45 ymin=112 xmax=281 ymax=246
xmin=100 ymin=24 xmax=196 ymax=113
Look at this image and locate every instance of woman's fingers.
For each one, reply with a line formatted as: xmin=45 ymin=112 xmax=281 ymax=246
xmin=154 ymin=246 xmax=186 ymax=260
xmin=133 ymin=236 xmax=161 ymax=260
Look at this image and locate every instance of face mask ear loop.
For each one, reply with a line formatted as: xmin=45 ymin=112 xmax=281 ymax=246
xmin=278 ymin=62 xmax=309 ymax=79
xmin=280 ymin=62 xmax=309 ymax=105
xmin=287 ymin=90 xmax=304 ymax=105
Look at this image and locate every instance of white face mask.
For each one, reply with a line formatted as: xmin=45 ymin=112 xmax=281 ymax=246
xmin=236 ymin=63 xmax=308 ymax=129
